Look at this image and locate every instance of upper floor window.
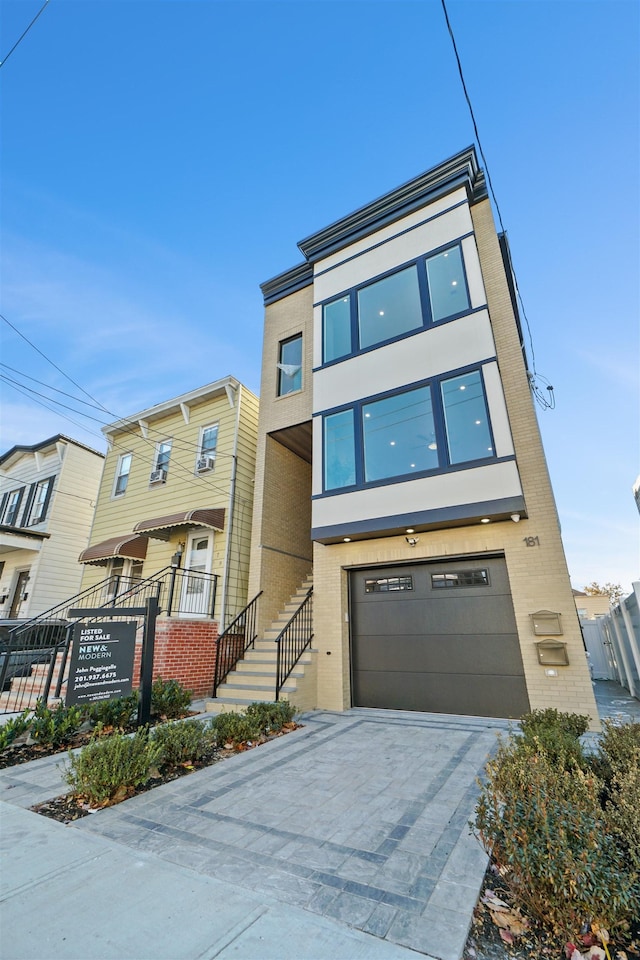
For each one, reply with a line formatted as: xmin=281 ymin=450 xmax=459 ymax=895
xmin=1 ymin=488 xmax=24 ymax=526
xmin=151 ymin=440 xmax=172 ymax=482
xmin=113 ymin=454 xmax=132 ymax=497
xmin=322 ymin=242 xmax=470 ymax=363
xmin=321 ymin=367 xmax=494 ymax=493
xmin=26 ymin=477 xmax=54 ymax=525
xmin=196 ymin=424 xmax=219 ymax=472
xmin=277 ymin=334 xmax=302 ymax=396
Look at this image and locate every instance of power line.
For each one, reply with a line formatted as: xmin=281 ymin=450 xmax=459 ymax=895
xmin=0 ymin=363 xmax=111 ymax=412
xmin=0 ymin=0 xmax=50 ymax=68
xmin=439 ymin=0 xmax=554 ymax=411
xmin=1 ymin=315 xmax=239 ymax=460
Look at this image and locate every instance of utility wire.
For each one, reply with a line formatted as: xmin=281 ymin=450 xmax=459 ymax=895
xmin=440 ymin=0 xmax=554 ymax=410
xmin=1 ymin=316 xmax=238 ymax=460
xmin=0 ymin=363 xmax=111 ymax=412
xmin=0 ymin=0 xmax=50 ymax=68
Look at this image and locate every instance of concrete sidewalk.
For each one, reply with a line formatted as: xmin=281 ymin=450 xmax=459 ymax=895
xmin=0 ymin=709 xmax=511 ymax=960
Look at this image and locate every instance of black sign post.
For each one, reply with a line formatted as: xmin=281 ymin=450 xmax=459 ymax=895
xmin=138 ymin=595 xmax=159 ymax=726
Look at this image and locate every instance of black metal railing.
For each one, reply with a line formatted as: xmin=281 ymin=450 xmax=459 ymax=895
xmin=164 ymin=567 xmax=218 ymax=619
xmin=0 ymin=566 xmax=220 ymax=713
xmin=212 ymin=592 xmax=262 ymax=697
xmin=275 ymin=588 xmax=313 ymax=701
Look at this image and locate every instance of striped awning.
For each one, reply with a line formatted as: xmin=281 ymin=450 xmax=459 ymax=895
xmin=79 ymin=534 xmax=149 ymax=565
xmin=132 ymin=508 xmax=225 ymax=540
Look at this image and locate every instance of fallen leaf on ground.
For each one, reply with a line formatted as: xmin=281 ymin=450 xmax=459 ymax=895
xmin=488 ymin=908 xmax=529 ymax=936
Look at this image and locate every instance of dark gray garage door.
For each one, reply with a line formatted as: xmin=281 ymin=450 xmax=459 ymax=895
xmin=350 ymin=557 xmax=530 ymax=719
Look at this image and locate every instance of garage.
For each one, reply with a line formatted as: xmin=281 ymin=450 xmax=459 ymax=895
xmin=350 ymin=556 xmax=530 ymax=718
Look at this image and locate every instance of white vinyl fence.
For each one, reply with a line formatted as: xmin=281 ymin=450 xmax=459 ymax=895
xmin=582 ymin=582 xmax=640 ymax=699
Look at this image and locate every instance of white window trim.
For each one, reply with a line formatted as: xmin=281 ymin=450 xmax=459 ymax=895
xmin=112 ymin=453 xmax=133 ymax=498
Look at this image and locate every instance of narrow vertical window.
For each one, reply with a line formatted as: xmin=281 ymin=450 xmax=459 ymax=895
xmin=441 ymin=371 xmax=493 ymax=464
xmin=426 ymin=246 xmax=469 ymax=322
xmin=27 ymin=477 xmax=54 ymax=524
xmin=2 ymin=489 xmax=24 ymax=525
xmin=324 ymin=410 xmax=356 ymax=490
xmin=155 ymin=441 xmax=172 ymax=475
xmin=277 ymin=334 xmax=302 ymax=395
xmin=196 ymin=424 xmax=219 ymax=471
xmin=323 ymin=296 xmax=352 ymax=362
xmin=114 ymin=454 xmax=132 ymax=496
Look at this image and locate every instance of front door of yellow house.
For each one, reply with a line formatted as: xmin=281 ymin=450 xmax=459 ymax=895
xmin=180 ymin=531 xmax=214 ymax=617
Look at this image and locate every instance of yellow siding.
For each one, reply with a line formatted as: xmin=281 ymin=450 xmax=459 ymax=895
xmin=81 ymin=382 xmax=258 ymax=624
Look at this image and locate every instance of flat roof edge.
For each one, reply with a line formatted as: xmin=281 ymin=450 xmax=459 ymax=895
xmin=260 ymin=262 xmax=314 ymax=306
xmin=299 ymin=146 xmax=486 ymax=263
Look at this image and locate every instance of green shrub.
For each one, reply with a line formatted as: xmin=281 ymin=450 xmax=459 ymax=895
xmin=0 ymin=709 xmax=31 ymax=750
xmin=245 ymin=700 xmax=296 ymax=734
xmin=211 ymin=711 xmax=261 ymax=747
xmin=474 ymin=735 xmax=638 ymax=939
xmin=517 ymin=707 xmax=589 ymax=768
xmin=87 ymin=693 xmax=139 ymax=731
xmin=591 ymin=719 xmax=640 ymax=781
xmin=151 ymin=719 xmax=214 ymax=766
xmin=595 ymin=721 xmax=640 ymax=874
xmin=65 ymin=729 xmax=162 ymax=806
xmin=30 ymin=700 xmax=84 ymax=748
xmin=151 ymin=678 xmax=192 ymax=719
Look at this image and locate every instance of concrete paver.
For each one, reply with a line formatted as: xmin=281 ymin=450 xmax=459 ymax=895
xmin=1 ymin=709 xmax=510 ymax=959
xmin=2 ymin=681 xmax=635 ymax=960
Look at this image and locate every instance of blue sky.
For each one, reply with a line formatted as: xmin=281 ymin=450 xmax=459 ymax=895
xmin=1 ymin=0 xmax=638 ymax=592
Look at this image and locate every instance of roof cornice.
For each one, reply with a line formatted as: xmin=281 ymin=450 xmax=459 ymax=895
xmin=260 ymin=261 xmax=313 ymax=307
xmin=102 ymin=376 xmax=255 ymax=437
xmin=298 ymin=146 xmax=486 ymax=263
xmin=0 ymin=434 xmax=104 ymax=467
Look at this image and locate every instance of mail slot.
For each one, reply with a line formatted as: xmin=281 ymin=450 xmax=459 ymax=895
xmin=535 ymin=639 xmax=569 ymax=666
xmin=530 ymin=610 xmax=563 ymax=635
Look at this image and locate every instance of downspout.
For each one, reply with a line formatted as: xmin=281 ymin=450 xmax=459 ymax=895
xmin=220 ymin=385 xmax=241 ymax=628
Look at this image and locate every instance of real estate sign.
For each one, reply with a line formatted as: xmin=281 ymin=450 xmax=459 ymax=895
xmin=66 ymin=621 xmax=137 ymax=707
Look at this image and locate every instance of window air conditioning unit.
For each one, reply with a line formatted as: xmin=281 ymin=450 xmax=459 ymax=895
xmin=196 ymin=456 xmax=215 ymax=473
xmin=149 ymin=469 xmax=167 ymax=484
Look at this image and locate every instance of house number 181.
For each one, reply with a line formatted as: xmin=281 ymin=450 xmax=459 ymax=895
xmin=523 ymin=536 xmax=540 ymax=547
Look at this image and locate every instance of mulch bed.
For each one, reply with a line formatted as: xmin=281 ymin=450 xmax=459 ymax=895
xmin=32 ymin=740 xmax=229 ymax=823
xmin=1 ymin=720 xmax=301 ymax=824
xmin=464 ymin=866 xmax=640 ymax=960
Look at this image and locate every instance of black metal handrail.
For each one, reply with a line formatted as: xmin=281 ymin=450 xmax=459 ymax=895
xmin=0 ymin=566 xmax=220 ymax=713
xmin=212 ymin=591 xmax=262 ymax=697
xmin=275 ymin=588 xmax=313 ymax=701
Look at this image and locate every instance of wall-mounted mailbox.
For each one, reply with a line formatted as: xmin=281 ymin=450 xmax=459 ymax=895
xmin=535 ymin=639 xmax=569 ymax=666
xmin=530 ymin=610 xmax=563 ymax=635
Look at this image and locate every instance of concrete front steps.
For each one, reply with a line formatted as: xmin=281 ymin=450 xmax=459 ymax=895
xmin=205 ymin=576 xmax=316 ymax=715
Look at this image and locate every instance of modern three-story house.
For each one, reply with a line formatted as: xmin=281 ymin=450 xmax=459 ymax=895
xmin=244 ymin=146 xmax=598 ymax=724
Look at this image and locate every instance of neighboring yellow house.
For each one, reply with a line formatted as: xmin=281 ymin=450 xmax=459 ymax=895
xmin=78 ymin=378 xmax=258 ymax=695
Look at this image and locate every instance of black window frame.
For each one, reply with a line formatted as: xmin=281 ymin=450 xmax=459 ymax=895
xmin=1 ymin=487 xmax=25 ymax=526
xmin=24 ymin=476 xmax=55 ymax=525
xmin=320 ymin=240 xmax=473 ymax=366
xmin=431 ymin=569 xmax=490 ymax=589
xmin=319 ymin=364 xmax=497 ymax=495
xmin=277 ymin=333 xmax=303 ymax=397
